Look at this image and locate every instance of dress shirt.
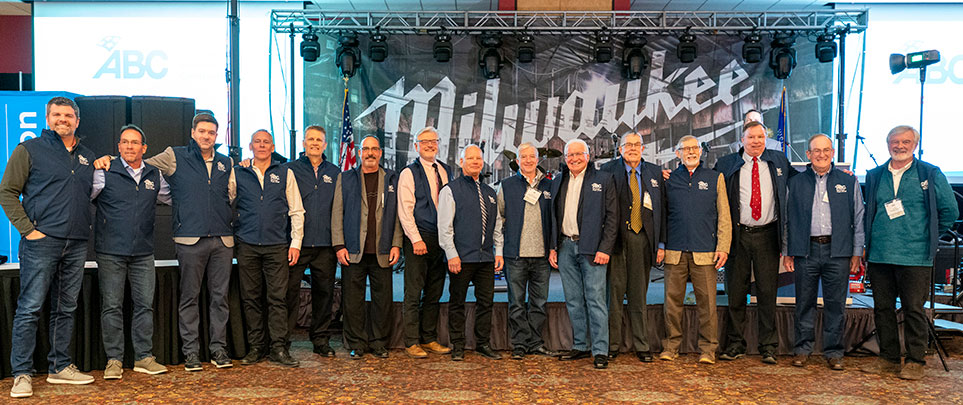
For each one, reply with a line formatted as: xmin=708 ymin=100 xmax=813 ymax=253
xmin=561 ymin=169 xmax=585 ymax=237
xmin=738 ymin=151 xmax=775 ymax=226
xmin=397 ymin=157 xmax=449 ymax=243
xmin=91 ymin=158 xmax=172 ymax=205
xmin=624 ymin=160 xmax=643 ymax=199
xmin=248 ymin=164 xmax=306 ymax=250
xmin=437 ymin=178 xmax=503 ymax=260
xmin=810 ymin=172 xmax=832 ymax=237
xmin=888 ymin=159 xmax=912 ymax=197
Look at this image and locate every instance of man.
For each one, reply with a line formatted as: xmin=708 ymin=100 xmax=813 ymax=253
xmin=714 ymin=121 xmax=792 ymax=364
xmin=397 ymin=127 xmax=453 ymax=358
xmin=744 ymin=109 xmax=763 ymax=126
xmin=660 ymin=136 xmax=731 ymax=365
xmin=91 ymin=125 xmax=171 ymax=380
xmin=438 ymin=145 xmax=503 ymax=361
xmin=235 ymin=130 xmax=304 ymax=368
xmin=859 ymin=125 xmax=958 ymax=380
xmin=549 ymin=139 xmax=618 ymax=369
xmin=599 ymin=132 xmax=665 ymax=362
xmin=1 ymin=97 xmax=96 ymax=397
xmin=97 ymin=113 xmax=237 ymax=371
xmin=497 ymin=143 xmax=556 ymax=360
xmin=784 ymin=134 xmax=864 ymax=371
xmin=284 ymin=125 xmax=342 ymax=357
xmin=331 ymin=136 xmax=402 ymax=359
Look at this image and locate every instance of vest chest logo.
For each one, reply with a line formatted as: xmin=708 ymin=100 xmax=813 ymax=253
xmin=144 ymin=179 xmax=155 ymax=190
xmin=78 ymin=155 xmax=89 ymax=165
xmin=217 ymin=161 xmax=226 ymax=172
xmin=591 ymin=183 xmax=602 ymax=192
xmin=323 ymin=175 xmax=333 ymax=184
xmin=650 ymin=178 xmax=659 ymax=188
xmin=543 ymin=190 xmax=551 ymax=199
xmin=834 ymin=184 xmax=847 ymax=193
xmin=488 ymin=195 xmax=496 ymax=204
xmin=921 ymin=180 xmax=929 ymax=190
xmin=698 ymin=181 xmax=709 ymax=190
xmin=270 ymin=173 xmax=281 ymax=184
xmin=387 ymin=185 xmax=395 ymax=193
xmin=776 ymin=168 xmax=783 ymax=177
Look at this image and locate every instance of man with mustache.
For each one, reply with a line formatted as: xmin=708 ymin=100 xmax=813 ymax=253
xmin=859 ymin=125 xmax=957 ymax=380
xmin=1 ymin=97 xmax=96 ymax=397
xmin=331 ymin=136 xmax=402 ymax=359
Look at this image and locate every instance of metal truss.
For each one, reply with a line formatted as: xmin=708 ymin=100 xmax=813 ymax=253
xmin=271 ymin=9 xmax=867 ymax=36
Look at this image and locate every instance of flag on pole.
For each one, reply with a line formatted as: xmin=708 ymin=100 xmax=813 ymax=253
xmin=775 ymin=86 xmax=789 ymax=156
xmin=339 ymin=84 xmax=356 ymax=171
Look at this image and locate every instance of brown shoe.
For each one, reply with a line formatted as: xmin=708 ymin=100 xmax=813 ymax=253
xmin=898 ymin=362 xmax=925 ymax=380
xmin=791 ymin=355 xmax=808 ymax=367
xmin=421 ymin=341 xmax=451 ymax=354
xmin=826 ymin=357 xmax=844 ymax=371
xmin=859 ymin=358 xmax=901 ymax=376
xmin=405 ymin=344 xmax=429 ymax=359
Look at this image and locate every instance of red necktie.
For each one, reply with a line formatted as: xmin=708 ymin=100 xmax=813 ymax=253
xmin=750 ymin=156 xmax=761 ymax=221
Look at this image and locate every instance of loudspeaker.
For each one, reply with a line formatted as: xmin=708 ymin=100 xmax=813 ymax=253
xmin=130 ymin=96 xmax=195 ymax=155
xmin=74 ymin=96 xmax=130 ymax=158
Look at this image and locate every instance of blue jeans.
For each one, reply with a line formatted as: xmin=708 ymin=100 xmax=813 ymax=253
xmin=557 ymin=238 xmax=609 ymax=356
xmin=11 ymin=236 xmax=87 ymax=376
xmin=505 ymin=257 xmax=550 ymax=351
xmin=97 ymin=253 xmax=156 ymax=362
xmin=793 ymin=241 xmax=850 ymax=359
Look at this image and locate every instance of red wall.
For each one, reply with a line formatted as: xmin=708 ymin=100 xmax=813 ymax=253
xmin=0 ymin=16 xmax=32 ymax=73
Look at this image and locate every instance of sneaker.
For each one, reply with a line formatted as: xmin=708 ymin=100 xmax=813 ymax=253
xmin=422 ymin=341 xmax=451 ymax=354
xmin=104 ymin=359 xmax=123 ymax=380
xmin=133 ymin=356 xmax=168 ymax=375
xmin=826 ymin=357 xmax=844 ymax=371
xmin=898 ymin=362 xmax=925 ymax=380
xmin=860 ymin=357 xmax=901 ymax=376
xmin=241 ymin=347 xmax=266 ymax=366
xmin=792 ymin=354 xmax=808 ymax=367
xmin=211 ymin=349 xmax=233 ymax=368
xmin=760 ymin=352 xmax=777 ymax=364
xmin=405 ymin=344 xmax=429 ymax=359
xmin=10 ymin=375 xmax=32 ymax=398
xmin=719 ymin=349 xmax=745 ymax=361
xmin=184 ymin=353 xmax=202 ymax=371
xmin=699 ymin=353 xmax=716 ymax=364
xmin=511 ymin=348 xmax=526 ymax=360
xmin=46 ymin=364 xmax=94 ymax=385
xmin=658 ymin=351 xmax=678 ymax=361
xmin=593 ymin=355 xmax=609 ymax=369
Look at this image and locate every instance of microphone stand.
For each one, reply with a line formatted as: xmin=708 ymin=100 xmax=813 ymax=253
xmin=853 ymin=134 xmax=878 ymax=171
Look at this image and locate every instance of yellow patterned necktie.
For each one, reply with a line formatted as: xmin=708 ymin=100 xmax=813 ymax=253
xmin=630 ymin=168 xmax=643 ymax=233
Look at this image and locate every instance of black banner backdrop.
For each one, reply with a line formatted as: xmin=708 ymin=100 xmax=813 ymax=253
xmin=304 ymin=33 xmax=833 ymax=181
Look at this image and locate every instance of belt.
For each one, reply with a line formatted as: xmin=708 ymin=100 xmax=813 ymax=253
xmin=810 ymin=235 xmax=832 ymax=244
xmin=738 ymin=222 xmax=776 ymax=233
xmin=565 ymin=235 xmax=580 ymax=242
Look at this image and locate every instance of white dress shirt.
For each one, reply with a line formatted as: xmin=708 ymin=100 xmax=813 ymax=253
xmin=561 ymin=169 xmax=585 ymax=237
xmin=397 ymin=157 xmax=449 ymax=243
xmin=738 ymin=152 xmax=776 ymax=226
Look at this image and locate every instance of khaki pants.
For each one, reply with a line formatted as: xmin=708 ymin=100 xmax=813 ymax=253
xmin=662 ymin=252 xmax=718 ymax=355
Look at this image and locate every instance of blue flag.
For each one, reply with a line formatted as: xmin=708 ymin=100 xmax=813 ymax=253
xmin=776 ymin=86 xmax=788 ymax=156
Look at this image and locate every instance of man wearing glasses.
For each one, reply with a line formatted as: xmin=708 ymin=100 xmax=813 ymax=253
xmin=599 ymin=133 xmax=665 ymax=362
xmin=397 ymin=127 xmax=454 ymax=358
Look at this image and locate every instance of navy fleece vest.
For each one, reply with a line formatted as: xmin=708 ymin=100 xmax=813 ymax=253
xmin=787 ymin=167 xmax=856 ymax=258
xmin=234 ymin=162 xmax=290 ymax=245
xmin=286 ymin=156 xmax=339 ymax=247
xmin=407 ymin=160 xmax=453 ymax=234
xmin=166 ymin=140 xmax=232 ymax=237
xmin=21 ymin=129 xmax=94 ymax=240
xmin=341 ymin=167 xmax=398 ymax=256
xmin=665 ymin=164 xmax=719 ymax=253
xmin=448 ymin=175 xmax=497 ymax=263
xmin=500 ymin=173 xmax=552 ymax=259
xmin=94 ymin=160 xmax=161 ymax=256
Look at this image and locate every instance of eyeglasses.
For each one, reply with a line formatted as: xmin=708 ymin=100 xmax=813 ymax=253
xmin=119 ymin=140 xmax=143 ymax=146
xmin=808 ymin=148 xmax=833 ymax=155
xmin=566 ymin=152 xmax=587 ymax=159
xmin=417 ymin=139 xmax=439 ymax=145
xmin=678 ymin=146 xmax=700 ymax=152
xmin=361 ymin=147 xmax=381 ymax=152
xmin=622 ymin=142 xmax=643 ymax=149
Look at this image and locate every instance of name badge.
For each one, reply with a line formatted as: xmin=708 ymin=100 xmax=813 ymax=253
xmin=885 ymin=198 xmax=905 ymax=220
xmin=822 ymin=192 xmax=829 ymax=203
xmin=643 ymin=192 xmax=653 ymax=210
xmin=524 ymin=188 xmax=540 ymax=205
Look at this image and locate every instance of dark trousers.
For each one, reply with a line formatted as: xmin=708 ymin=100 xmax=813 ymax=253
xmin=341 ymin=254 xmax=393 ymax=351
xmin=607 ymin=230 xmax=652 ymax=353
xmin=868 ymin=262 xmax=931 ymax=365
xmin=237 ymin=242 xmax=289 ymax=349
xmin=402 ymin=233 xmax=448 ymax=347
xmin=505 ymin=257 xmax=550 ymax=351
xmin=175 ymin=237 xmax=233 ymax=355
xmin=448 ymin=261 xmax=495 ymax=350
xmin=287 ymin=246 xmax=337 ymax=347
xmin=793 ymin=241 xmax=850 ymax=359
xmin=725 ymin=224 xmax=780 ymax=354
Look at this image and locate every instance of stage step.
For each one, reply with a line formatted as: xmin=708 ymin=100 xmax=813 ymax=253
xmin=934 ymin=319 xmax=963 ymax=335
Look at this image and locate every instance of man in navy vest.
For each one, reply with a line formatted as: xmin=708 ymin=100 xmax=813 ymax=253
xmin=397 ymin=127 xmax=453 ymax=358
xmin=235 ymin=130 xmax=304 ymax=368
xmin=599 ymin=132 xmax=665 ymax=362
xmin=714 ymin=121 xmax=792 ymax=364
xmin=331 ymin=136 xmax=402 ymax=359
xmin=784 ymin=134 xmax=864 ymax=371
xmin=660 ymin=135 xmax=731 ymax=365
xmin=1 ymin=97 xmax=95 ymax=397
xmin=497 ymin=142 xmax=557 ymax=360
xmin=549 ymin=139 xmax=618 ymax=369
xmin=438 ymin=145 xmax=504 ymax=361
xmin=859 ymin=125 xmax=957 ymax=380
xmin=283 ymin=125 xmax=341 ymax=357
xmin=95 ymin=113 xmax=237 ymax=371
xmin=92 ymin=125 xmax=172 ymax=380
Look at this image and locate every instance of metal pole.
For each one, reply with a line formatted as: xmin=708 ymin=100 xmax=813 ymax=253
xmin=919 ymin=66 xmax=926 ymax=160
xmin=290 ymin=23 xmax=297 ymax=161
xmin=228 ymin=0 xmax=241 ymax=162
xmin=837 ymin=27 xmax=847 ymax=163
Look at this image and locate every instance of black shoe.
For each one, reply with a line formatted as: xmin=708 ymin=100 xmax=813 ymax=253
xmin=313 ymin=344 xmax=335 ymax=357
xmin=349 ymin=349 xmax=365 ymax=360
xmin=559 ymin=350 xmax=591 ymax=361
xmin=594 ymin=355 xmax=609 ymax=369
xmin=476 ymin=345 xmax=502 ymax=360
xmin=791 ymin=354 xmax=808 ymax=367
xmin=636 ymin=351 xmax=654 ymax=363
xmin=761 ymin=352 xmax=777 ymax=365
xmin=270 ymin=347 xmax=300 ymax=368
xmin=211 ymin=349 xmax=233 ymax=368
xmin=184 ymin=353 xmax=202 ymax=372
xmin=719 ymin=348 xmax=745 ymax=361
xmin=608 ymin=350 xmax=619 ymax=359
xmin=371 ymin=347 xmax=389 ymax=359
xmin=451 ymin=349 xmax=465 ymax=361
xmin=241 ymin=347 xmax=266 ymax=365
xmin=827 ymin=357 xmax=844 ymax=371
xmin=530 ymin=346 xmax=558 ymax=357
xmin=511 ymin=348 xmax=526 ymax=360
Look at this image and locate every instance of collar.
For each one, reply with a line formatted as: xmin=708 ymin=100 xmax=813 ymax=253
xmin=120 ymin=157 xmax=144 ymax=173
xmin=888 ymin=158 xmax=914 ymax=175
xmin=419 ymin=157 xmax=439 ymax=168
xmin=519 ymin=170 xmax=543 ymax=186
xmin=742 ymin=150 xmax=764 ymax=163
xmin=623 ymin=158 xmax=642 ymax=173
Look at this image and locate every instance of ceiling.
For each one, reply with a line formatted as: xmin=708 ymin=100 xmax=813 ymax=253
xmin=0 ymin=1 xmax=29 ymax=15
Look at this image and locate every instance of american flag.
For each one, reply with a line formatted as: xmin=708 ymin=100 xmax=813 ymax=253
xmin=339 ymin=87 xmax=357 ymax=171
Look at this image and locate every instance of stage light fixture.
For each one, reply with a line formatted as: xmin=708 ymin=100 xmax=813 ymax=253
xmin=517 ymin=34 xmax=535 ymax=63
xmin=595 ymin=29 xmax=613 ymax=64
xmin=300 ymin=28 xmax=320 ymax=62
xmin=814 ymin=33 xmax=837 ymax=63
xmin=768 ymin=32 xmax=796 ymax=80
xmin=369 ymin=29 xmax=388 ymax=63
xmin=621 ymin=34 xmax=649 ymax=80
xmin=478 ymin=34 xmax=503 ymax=79
xmin=336 ymin=33 xmax=361 ymax=78
xmin=677 ymin=31 xmax=698 ymax=63
xmin=433 ymin=29 xmax=453 ymax=63
xmin=889 ymin=50 xmax=940 ymax=74
xmin=742 ymin=33 xmax=763 ymax=63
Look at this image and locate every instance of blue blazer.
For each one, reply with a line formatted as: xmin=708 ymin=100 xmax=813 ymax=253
xmin=549 ymin=165 xmax=619 ymax=256
xmin=599 ymin=157 xmax=666 ymax=257
xmin=713 ymin=148 xmax=793 ymax=254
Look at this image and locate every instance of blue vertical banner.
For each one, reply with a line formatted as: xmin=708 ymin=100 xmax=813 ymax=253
xmin=0 ymin=91 xmax=82 ymax=262
xmin=775 ymin=86 xmax=789 ymax=156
